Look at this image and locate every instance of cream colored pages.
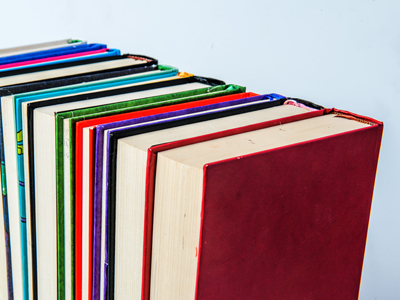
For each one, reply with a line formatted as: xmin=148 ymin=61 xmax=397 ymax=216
xmin=121 ymin=105 xmax=310 ymax=151
xmin=159 ymin=114 xmax=371 ymax=169
xmin=31 ymin=75 xmax=193 ymax=116
xmin=34 ymin=112 xmax=56 ymax=300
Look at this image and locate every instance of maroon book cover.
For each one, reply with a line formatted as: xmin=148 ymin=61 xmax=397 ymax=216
xmin=145 ymin=109 xmax=383 ymax=300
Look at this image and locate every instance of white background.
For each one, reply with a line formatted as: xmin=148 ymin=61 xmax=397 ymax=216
xmin=1 ymin=0 xmax=399 ymax=299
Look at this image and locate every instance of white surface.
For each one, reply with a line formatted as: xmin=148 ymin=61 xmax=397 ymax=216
xmin=0 ymin=1 xmax=398 ymax=299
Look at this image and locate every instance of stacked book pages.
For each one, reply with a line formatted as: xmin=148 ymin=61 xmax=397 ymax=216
xmin=0 ymin=39 xmax=383 ymax=300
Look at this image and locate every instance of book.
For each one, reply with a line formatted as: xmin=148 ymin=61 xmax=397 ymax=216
xmin=105 ymin=99 xmax=321 ymax=300
xmin=0 ymin=39 xmax=86 ymax=58
xmin=75 ymin=91 xmax=257 ymax=300
xmin=0 ymin=55 xmax=158 ymax=300
xmin=28 ymin=75 xmax=221 ymax=300
xmin=143 ymin=109 xmax=383 ymax=300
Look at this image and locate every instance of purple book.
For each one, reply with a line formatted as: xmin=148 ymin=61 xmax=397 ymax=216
xmin=90 ymin=93 xmax=286 ymax=300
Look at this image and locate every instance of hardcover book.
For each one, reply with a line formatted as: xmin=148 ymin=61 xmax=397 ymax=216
xmin=145 ymin=108 xmax=383 ymax=300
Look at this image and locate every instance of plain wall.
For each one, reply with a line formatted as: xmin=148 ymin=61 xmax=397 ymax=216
xmin=1 ymin=0 xmax=399 ymax=299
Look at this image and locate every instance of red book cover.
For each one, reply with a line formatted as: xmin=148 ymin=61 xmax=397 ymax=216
xmin=144 ymin=109 xmax=383 ymax=300
xmin=74 ymin=92 xmax=258 ymax=300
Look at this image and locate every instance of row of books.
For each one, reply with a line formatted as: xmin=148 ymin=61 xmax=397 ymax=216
xmin=0 ymin=39 xmax=383 ymax=300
